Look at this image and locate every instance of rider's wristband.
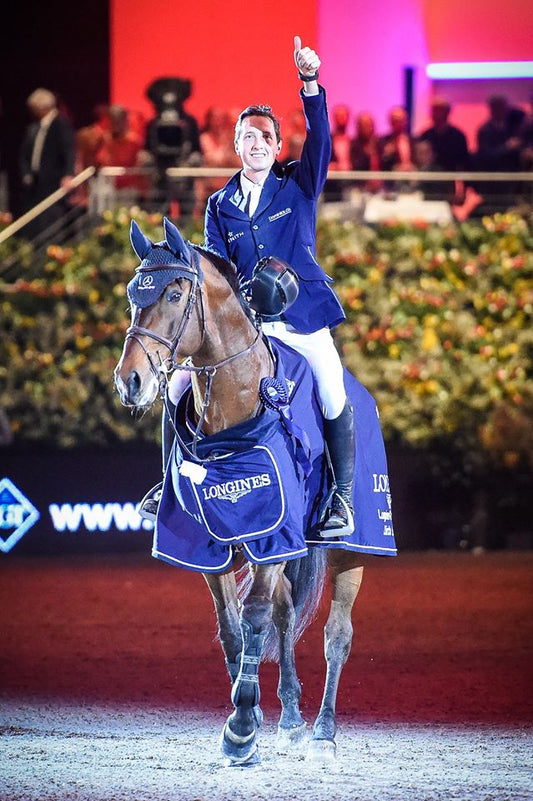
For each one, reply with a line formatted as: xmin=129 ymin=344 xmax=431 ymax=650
xmin=298 ymin=71 xmax=319 ymax=82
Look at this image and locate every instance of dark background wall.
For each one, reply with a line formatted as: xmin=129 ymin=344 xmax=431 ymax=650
xmin=2 ymin=0 xmax=110 ymax=214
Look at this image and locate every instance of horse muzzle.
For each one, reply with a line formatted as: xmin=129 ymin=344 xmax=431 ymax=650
xmin=114 ymin=365 xmax=159 ymax=408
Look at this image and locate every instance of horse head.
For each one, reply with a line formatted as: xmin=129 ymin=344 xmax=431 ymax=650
xmin=114 ymin=217 xmax=204 ymax=408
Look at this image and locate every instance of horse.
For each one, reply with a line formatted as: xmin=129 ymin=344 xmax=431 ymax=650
xmin=114 ymin=217 xmax=396 ymax=765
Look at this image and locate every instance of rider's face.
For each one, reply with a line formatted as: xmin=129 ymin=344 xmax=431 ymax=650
xmin=235 ymin=116 xmax=282 ymax=181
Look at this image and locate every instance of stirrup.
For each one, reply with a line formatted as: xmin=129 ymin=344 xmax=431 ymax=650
xmin=137 ymin=481 xmax=163 ymax=522
xmin=319 ymin=493 xmax=354 ymax=538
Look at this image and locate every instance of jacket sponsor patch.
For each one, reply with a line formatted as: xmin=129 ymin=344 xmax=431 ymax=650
xmin=268 ymin=207 xmax=292 ymax=222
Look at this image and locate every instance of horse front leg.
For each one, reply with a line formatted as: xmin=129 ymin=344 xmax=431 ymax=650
xmin=307 ymin=552 xmax=364 ymax=762
xmin=272 ymin=571 xmax=307 ymax=750
xmin=203 ymin=570 xmax=242 ymax=685
xmin=221 ymin=562 xmax=285 ymax=766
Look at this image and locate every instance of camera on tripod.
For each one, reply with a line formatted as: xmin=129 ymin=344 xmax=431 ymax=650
xmin=145 ymin=77 xmax=195 ymax=161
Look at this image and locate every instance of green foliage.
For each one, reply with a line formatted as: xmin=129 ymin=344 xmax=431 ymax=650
xmin=319 ymin=213 xmax=533 ymax=474
xmin=1 ymin=207 xmax=532 ymax=477
xmin=0 ymin=208 xmax=203 ymax=447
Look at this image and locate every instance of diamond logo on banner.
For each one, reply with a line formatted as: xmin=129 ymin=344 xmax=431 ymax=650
xmin=0 ymin=477 xmax=40 ymax=553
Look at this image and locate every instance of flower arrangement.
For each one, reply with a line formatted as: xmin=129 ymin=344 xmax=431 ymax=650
xmin=319 ymin=212 xmax=533 ymax=477
xmin=0 ymin=208 xmax=202 ymax=447
xmin=1 ymin=208 xmax=532 ymax=482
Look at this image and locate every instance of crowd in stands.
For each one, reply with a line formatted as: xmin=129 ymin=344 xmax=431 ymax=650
xmin=325 ymin=95 xmax=533 ymax=216
xmin=16 ymin=86 xmax=533 ymax=229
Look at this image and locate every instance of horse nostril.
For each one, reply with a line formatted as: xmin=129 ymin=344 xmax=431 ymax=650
xmin=127 ymin=370 xmax=141 ymax=399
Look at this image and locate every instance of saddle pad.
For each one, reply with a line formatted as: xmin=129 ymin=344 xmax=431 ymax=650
xmin=171 ymin=442 xmax=289 ymax=543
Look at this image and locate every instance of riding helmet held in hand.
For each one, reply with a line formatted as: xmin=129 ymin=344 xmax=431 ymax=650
xmin=248 ymin=256 xmax=299 ymax=320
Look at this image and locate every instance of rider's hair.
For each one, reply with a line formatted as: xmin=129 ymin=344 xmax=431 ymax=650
xmin=234 ymin=105 xmax=282 ymax=144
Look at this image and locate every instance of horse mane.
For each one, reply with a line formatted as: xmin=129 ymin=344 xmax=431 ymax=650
xmin=192 ymin=244 xmax=255 ymax=322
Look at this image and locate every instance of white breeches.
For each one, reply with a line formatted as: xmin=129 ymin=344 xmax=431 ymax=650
xmin=261 ymin=321 xmax=347 ymax=419
xmin=168 ymin=323 xmax=347 ymax=419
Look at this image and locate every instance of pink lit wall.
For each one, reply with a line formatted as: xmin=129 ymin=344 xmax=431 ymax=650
xmin=317 ymin=0 xmax=430 ymax=134
xmin=110 ymin=0 xmax=318 ymax=135
xmin=424 ymin=0 xmax=533 ymax=62
xmin=423 ymin=0 xmax=533 ymax=149
xmin=111 ymin=0 xmax=533 ymax=147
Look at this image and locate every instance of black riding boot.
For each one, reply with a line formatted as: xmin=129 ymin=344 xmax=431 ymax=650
xmin=320 ymin=400 xmax=355 ymax=538
xmin=138 ymin=400 xmax=175 ymax=521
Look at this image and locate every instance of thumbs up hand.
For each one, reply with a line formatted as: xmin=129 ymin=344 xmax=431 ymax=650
xmin=293 ymin=35 xmax=321 ymax=78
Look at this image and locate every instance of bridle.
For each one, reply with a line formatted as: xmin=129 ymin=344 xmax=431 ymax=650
xmin=125 ymin=246 xmax=205 ymax=379
xmin=124 ymin=244 xmax=262 ymax=457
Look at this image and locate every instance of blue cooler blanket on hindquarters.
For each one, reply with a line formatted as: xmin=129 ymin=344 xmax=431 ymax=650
xmin=153 ymin=338 xmax=397 ymax=573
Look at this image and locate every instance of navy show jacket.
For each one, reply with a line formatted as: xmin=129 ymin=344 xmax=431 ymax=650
xmin=204 ymin=88 xmax=345 ymax=334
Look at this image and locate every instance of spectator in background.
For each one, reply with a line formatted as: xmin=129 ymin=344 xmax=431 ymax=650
xmin=476 ymin=95 xmax=523 ymax=172
xmin=520 ymin=96 xmax=533 ymax=170
xmin=75 ymin=104 xmax=110 ymax=170
xmin=279 ymin=107 xmax=306 ymax=167
xmin=330 ymin=104 xmax=352 ymax=170
xmin=19 ymin=87 xmax=75 ymax=236
xmin=519 ymin=97 xmax=533 ymax=203
xmin=96 ymin=104 xmax=151 ymax=200
xmin=411 ymin=139 xmax=454 ymax=201
xmin=380 ymin=106 xmax=415 ymax=173
xmin=196 ymin=105 xmax=241 ymax=212
xmin=418 ymin=97 xmax=470 ymax=171
xmin=476 ymin=94 xmax=523 ymax=208
xmin=350 ymin=111 xmax=381 ymax=192
xmin=418 ymin=97 xmax=471 ymax=207
xmin=325 ymin=103 xmax=352 ymax=201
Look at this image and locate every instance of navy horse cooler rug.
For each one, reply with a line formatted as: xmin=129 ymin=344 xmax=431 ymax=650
xmin=154 ymin=339 xmax=397 ymax=572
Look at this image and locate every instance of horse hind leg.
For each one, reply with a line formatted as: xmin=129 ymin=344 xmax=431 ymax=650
xmin=272 ymin=572 xmax=307 ymax=751
xmin=307 ymin=555 xmax=364 ymax=762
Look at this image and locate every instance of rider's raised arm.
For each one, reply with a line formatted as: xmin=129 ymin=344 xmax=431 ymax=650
xmin=292 ymin=35 xmax=331 ymax=198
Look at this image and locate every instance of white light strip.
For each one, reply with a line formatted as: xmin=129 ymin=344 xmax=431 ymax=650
xmin=427 ymin=61 xmax=533 ymax=80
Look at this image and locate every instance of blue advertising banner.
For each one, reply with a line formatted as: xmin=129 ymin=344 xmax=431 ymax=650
xmin=1 ymin=446 xmax=161 ymax=556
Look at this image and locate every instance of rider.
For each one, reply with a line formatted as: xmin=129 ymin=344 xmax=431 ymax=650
xmin=203 ymin=36 xmax=355 ymax=537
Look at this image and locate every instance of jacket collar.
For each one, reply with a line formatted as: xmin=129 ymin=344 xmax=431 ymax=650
xmin=218 ymin=163 xmax=284 ymax=219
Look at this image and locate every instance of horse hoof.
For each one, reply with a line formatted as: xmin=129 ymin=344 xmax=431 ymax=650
xmin=306 ymin=738 xmax=337 ymax=762
xmin=277 ymin=721 xmax=308 ymax=751
xmin=223 ymin=747 xmax=261 ymax=768
xmin=220 ymin=720 xmax=259 ymax=766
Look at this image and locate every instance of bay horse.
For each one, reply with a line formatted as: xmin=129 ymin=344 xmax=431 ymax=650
xmin=114 ymin=217 xmax=396 ymax=765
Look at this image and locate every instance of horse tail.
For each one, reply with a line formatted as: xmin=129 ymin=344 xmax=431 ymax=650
xmin=281 ymin=547 xmax=328 ymax=655
xmin=236 ymin=548 xmax=328 ymax=663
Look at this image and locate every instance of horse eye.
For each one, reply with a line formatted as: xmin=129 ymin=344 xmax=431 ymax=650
xmin=166 ymin=289 xmax=182 ymax=303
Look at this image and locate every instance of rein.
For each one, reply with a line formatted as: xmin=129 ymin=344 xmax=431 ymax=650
xmin=162 ymin=328 xmax=262 ymax=462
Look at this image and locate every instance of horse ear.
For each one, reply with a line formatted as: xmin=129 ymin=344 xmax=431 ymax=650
xmin=130 ymin=219 xmax=153 ymax=259
xmin=163 ymin=217 xmax=188 ymax=259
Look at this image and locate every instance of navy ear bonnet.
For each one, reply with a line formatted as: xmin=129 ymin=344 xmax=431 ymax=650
xmin=127 ymin=217 xmax=201 ymax=308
